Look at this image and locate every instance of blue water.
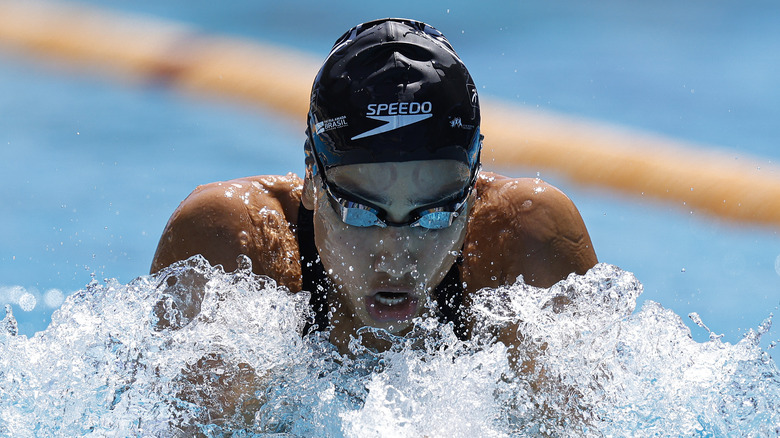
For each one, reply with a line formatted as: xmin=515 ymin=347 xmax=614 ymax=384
xmin=2 ymin=0 xmax=778 ymax=352
xmin=1 ymin=0 xmax=780 ymax=433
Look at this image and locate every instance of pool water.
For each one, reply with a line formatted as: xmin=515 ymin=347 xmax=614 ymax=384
xmin=1 ymin=0 xmax=779 ymax=434
xmin=2 ymin=0 xmax=778 ymax=355
xmin=1 ymin=257 xmax=777 ymax=436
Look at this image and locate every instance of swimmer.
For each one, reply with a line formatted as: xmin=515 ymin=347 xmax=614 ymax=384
xmin=151 ymin=18 xmax=597 ymax=355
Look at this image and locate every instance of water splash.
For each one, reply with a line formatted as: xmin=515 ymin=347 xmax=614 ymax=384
xmin=0 ymin=258 xmax=777 ymax=436
xmin=1 ymin=304 xmax=17 ymax=336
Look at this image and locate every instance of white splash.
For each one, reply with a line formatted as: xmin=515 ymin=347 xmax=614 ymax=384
xmin=17 ymin=293 xmax=36 ymax=312
xmin=0 ymin=258 xmax=777 ymax=437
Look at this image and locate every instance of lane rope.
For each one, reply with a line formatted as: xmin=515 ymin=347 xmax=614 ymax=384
xmin=2 ymin=0 xmax=778 ymax=227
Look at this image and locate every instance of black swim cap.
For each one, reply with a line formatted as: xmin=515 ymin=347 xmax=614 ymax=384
xmin=306 ymin=18 xmax=481 ymax=175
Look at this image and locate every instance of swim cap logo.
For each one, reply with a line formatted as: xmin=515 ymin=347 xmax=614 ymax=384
xmin=351 ymin=102 xmax=433 ymax=140
xmin=315 ymin=116 xmax=348 ymax=135
xmin=449 ymin=117 xmax=474 ymax=130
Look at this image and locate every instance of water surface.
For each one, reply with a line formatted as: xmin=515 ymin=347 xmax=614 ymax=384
xmin=2 ymin=257 xmax=777 ymax=436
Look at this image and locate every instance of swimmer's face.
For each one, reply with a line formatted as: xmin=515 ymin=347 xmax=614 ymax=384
xmin=309 ymin=159 xmax=472 ymax=334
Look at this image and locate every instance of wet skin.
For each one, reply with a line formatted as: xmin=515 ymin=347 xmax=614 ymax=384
xmin=151 ymin=168 xmax=598 ymax=354
xmin=304 ymin=160 xmax=472 ymax=343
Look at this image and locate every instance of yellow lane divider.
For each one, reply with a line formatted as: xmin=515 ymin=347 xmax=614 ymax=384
xmin=2 ymin=0 xmax=779 ymax=227
xmin=0 ymin=0 xmax=316 ymax=117
xmin=483 ymin=103 xmax=780 ymax=226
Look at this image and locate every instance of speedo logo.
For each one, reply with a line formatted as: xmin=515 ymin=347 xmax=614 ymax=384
xmin=366 ymin=102 xmax=432 ymax=116
xmin=351 ymin=102 xmax=433 ymax=140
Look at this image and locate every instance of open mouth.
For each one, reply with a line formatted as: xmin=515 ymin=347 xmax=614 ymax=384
xmin=365 ymin=291 xmax=419 ymax=323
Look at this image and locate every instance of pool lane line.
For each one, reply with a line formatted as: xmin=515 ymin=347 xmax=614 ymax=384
xmin=482 ymin=102 xmax=780 ymax=227
xmin=0 ymin=0 xmax=317 ymax=118
xmin=1 ymin=0 xmax=779 ymax=227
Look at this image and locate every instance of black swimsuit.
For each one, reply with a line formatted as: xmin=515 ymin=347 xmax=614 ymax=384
xmin=297 ymin=204 xmax=467 ymax=339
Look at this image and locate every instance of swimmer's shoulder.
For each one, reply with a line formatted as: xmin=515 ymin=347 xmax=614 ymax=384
xmin=151 ymin=173 xmax=304 ymax=290
xmin=462 ymin=171 xmax=597 ymax=288
xmin=471 ymin=172 xmax=582 ymax=224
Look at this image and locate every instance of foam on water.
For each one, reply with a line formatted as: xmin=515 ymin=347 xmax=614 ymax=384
xmin=0 ymin=256 xmax=778 ymax=437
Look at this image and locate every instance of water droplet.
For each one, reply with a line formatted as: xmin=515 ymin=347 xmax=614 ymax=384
xmin=2 ymin=304 xmax=18 ymax=336
xmin=44 ymin=289 xmax=64 ymax=308
xmin=18 ymin=293 xmax=37 ymax=312
xmin=689 ymin=312 xmax=705 ymax=329
xmin=774 ymin=254 xmax=780 ymax=276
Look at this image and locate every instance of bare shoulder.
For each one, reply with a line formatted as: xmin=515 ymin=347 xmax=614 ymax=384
xmin=462 ymin=172 xmax=597 ymax=289
xmin=150 ymin=174 xmax=304 ymax=290
xmin=472 ymin=172 xmax=586 ymax=230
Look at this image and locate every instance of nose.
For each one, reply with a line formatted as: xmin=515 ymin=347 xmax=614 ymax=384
xmin=371 ymin=229 xmax=418 ymax=277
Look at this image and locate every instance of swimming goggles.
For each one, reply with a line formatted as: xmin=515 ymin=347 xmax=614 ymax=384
xmin=320 ymin=176 xmax=473 ymax=230
xmin=307 ymin=132 xmax=481 ymax=229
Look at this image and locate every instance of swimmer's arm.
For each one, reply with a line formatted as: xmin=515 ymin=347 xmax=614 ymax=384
xmin=513 ymin=180 xmax=597 ymax=287
xmin=150 ymin=176 xmax=303 ymax=290
xmin=465 ymin=175 xmax=595 ymax=419
xmin=466 ymin=175 xmax=597 ymax=289
xmin=150 ymin=181 xmax=255 ymax=274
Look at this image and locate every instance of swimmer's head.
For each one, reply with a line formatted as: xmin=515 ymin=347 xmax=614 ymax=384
xmin=302 ymin=20 xmax=480 ymax=342
xmin=305 ymin=18 xmax=481 ymax=178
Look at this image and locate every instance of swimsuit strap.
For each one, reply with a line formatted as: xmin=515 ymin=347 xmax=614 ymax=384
xmin=434 ymin=255 xmax=468 ymax=340
xmin=297 ymin=202 xmax=466 ymax=340
xmin=297 ymin=203 xmax=331 ymax=332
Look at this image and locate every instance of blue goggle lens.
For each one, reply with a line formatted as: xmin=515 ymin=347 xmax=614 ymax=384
xmin=341 ymin=207 xmax=459 ymax=229
xmin=341 ymin=204 xmax=386 ymax=227
xmin=412 ymin=210 xmax=458 ymax=229
xmin=324 ymin=183 xmax=467 ymax=230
